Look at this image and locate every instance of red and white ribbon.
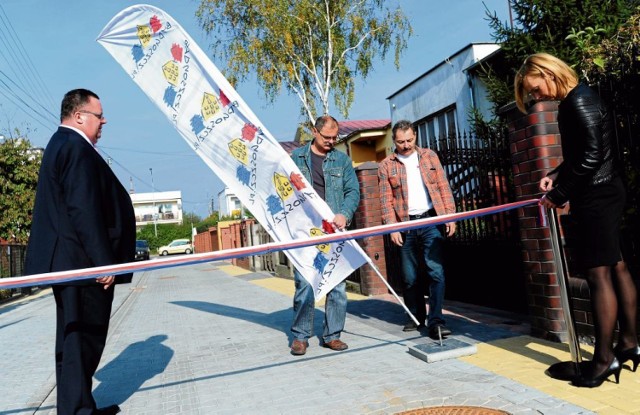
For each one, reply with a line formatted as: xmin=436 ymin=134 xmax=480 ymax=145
xmin=0 ymin=199 xmax=540 ymax=290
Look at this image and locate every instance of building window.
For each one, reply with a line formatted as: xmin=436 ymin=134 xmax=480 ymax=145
xmin=416 ymin=105 xmax=457 ymax=150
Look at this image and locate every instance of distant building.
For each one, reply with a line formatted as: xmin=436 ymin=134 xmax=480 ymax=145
xmin=279 ymin=141 xmax=301 ymax=155
xmin=130 ymin=191 xmax=183 ymax=228
xmin=334 ymin=119 xmax=392 ymax=164
xmin=218 ymin=187 xmax=242 ymax=218
xmin=387 ymin=42 xmax=500 ymax=149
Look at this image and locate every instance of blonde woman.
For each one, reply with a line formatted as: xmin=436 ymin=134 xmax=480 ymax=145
xmin=515 ymin=53 xmax=639 ymax=388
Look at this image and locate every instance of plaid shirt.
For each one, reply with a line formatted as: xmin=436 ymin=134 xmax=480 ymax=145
xmin=378 ymin=147 xmax=456 ymax=224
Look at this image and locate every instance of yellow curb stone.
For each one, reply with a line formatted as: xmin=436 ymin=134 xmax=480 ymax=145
xmin=460 ymin=335 xmax=640 ymax=414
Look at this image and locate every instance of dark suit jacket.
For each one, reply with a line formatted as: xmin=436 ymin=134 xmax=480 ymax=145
xmin=25 ymin=126 xmax=135 ymax=285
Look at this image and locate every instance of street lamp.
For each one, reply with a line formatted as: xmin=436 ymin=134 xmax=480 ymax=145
xmin=149 ymin=168 xmax=157 ymax=237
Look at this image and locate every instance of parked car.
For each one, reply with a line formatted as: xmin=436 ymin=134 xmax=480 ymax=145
xmin=134 ymin=240 xmax=150 ymax=261
xmin=158 ymin=239 xmax=193 ymax=256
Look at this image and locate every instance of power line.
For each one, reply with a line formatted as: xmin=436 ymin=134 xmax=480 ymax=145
xmin=0 ymin=69 xmax=58 ymax=122
xmin=99 ymin=147 xmax=155 ymax=191
xmin=100 ymin=145 xmax=197 ymax=157
xmin=99 ymin=148 xmax=212 ymax=217
xmin=0 ymin=3 xmax=57 ymax=109
xmin=0 ymin=4 xmax=58 ymax=130
xmin=0 ymin=81 xmax=55 ymax=131
xmin=0 ymin=25 xmax=32 ymax=98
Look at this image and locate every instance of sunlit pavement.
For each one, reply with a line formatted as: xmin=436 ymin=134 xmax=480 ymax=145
xmin=1 ymin=262 xmax=637 ymax=414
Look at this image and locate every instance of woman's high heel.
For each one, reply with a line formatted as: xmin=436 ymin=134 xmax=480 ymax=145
xmin=571 ymin=358 xmax=622 ymax=388
xmin=614 ymin=345 xmax=640 ymax=372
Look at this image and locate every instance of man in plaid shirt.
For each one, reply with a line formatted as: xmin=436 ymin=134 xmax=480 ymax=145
xmin=378 ymin=120 xmax=456 ymax=339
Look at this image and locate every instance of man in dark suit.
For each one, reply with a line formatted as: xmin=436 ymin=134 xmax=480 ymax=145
xmin=25 ymin=89 xmax=135 ymax=415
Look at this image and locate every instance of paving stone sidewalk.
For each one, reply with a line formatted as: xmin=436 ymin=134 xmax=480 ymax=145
xmin=0 ymin=262 xmax=593 ymax=414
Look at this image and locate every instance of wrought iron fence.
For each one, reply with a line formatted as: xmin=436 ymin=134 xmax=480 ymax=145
xmin=435 ymin=130 xmax=518 ymax=243
xmin=0 ymin=244 xmax=28 ymax=299
xmin=436 ymin=130 xmax=526 ymax=311
xmin=382 ymin=129 xmax=528 ymax=312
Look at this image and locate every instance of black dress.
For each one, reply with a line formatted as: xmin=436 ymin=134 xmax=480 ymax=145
xmin=569 ymin=176 xmax=625 ymax=269
xmin=548 ymin=83 xmax=624 ymax=270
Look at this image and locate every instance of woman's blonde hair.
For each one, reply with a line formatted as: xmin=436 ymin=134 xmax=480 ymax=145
xmin=513 ymin=53 xmax=578 ymax=113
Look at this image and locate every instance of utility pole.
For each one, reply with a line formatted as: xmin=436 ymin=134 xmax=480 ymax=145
xmin=150 ymin=168 xmax=157 ymax=237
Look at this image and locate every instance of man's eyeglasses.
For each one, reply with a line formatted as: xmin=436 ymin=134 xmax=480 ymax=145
xmin=78 ymin=110 xmax=105 ymax=120
xmin=318 ymin=131 xmax=339 ymax=141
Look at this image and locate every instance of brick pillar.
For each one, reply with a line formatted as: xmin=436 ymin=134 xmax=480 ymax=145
xmin=506 ymin=101 xmax=569 ymax=342
xmin=354 ymin=161 xmax=388 ymax=295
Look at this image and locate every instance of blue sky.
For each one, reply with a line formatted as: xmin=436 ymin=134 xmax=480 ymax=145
xmin=0 ymin=0 xmax=510 ymax=218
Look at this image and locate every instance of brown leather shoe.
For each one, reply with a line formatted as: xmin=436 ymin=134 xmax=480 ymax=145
xmin=290 ymin=339 xmax=308 ymax=356
xmin=323 ymin=339 xmax=348 ymax=351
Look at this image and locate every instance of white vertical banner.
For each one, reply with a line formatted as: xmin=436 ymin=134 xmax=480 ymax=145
xmin=97 ymin=4 xmax=368 ymax=299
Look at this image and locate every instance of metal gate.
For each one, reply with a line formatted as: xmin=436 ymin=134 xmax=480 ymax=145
xmin=384 ymin=131 xmax=527 ymax=313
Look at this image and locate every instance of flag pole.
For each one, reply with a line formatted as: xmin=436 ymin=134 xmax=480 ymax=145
xmin=362 ymin=254 xmax=421 ymax=326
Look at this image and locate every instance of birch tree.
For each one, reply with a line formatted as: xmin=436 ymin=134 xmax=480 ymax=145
xmin=196 ymin=0 xmax=411 ymax=124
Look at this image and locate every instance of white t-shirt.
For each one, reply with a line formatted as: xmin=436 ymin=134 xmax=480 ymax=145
xmin=396 ymin=151 xmax=432 ymax=215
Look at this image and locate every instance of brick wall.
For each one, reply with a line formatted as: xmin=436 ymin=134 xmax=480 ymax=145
xmin=504 ymin=100 xmax=619 ymax=343
xmin=194 ymin=220 xmax=253 ymax=269
xmin=507 ymin=100 xmax=571 ymax=342
xmin=193 ymin=228 xmax=216 ymax=254
xmin=353 ymin=162 xmax=388 ymax=295
xmin=218 ymin=221 xmax=251 ymax=269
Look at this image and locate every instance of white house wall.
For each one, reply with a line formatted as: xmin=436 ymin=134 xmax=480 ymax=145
xmin=389 ymin=44 xmax=499 ymax=134
xmin=130 ymin=190 xmax=183 ymax=225
xmin=471 ymin=76 xmax=494 ymax=120
xmin=218 ymin=190 xmax=231 ymax=217
xmin=218 ymin=187 xmax=241 ymax=217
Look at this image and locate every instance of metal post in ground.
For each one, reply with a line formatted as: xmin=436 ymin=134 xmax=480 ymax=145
xmin=545 ymin=207 xmax=584 ymax=380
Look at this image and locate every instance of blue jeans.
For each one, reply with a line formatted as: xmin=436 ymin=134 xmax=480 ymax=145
xmin=291 ymin=268 xmax=347 ymax=342
xmin=399 ymin=225 xmax=446 ymax=328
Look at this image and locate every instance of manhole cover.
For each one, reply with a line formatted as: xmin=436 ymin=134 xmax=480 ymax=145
xmin=396 ymin=406 xmax=511 ymax=415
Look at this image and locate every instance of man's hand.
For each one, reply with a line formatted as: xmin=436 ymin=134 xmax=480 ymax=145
xmin=332 ymin=214 xmax=347 ymax=231
xmin=96 ymin=275 xmax=115 ymax=290
xmin=390 ymin=231 xmax=403 ymax=246
xmin=444 ymin=222 xmax=456 ymax=237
